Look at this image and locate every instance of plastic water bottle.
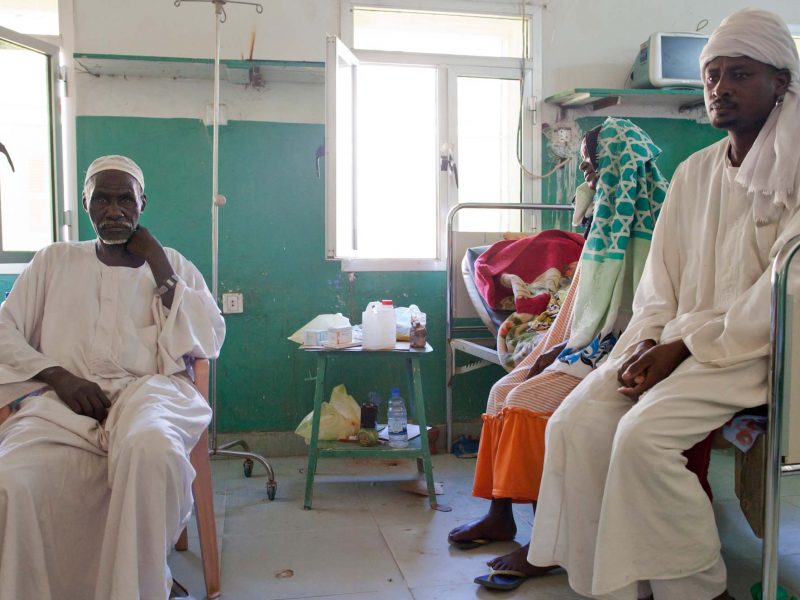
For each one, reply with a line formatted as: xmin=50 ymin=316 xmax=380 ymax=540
xmin=387 ymin=388 xmax=409 ymax=448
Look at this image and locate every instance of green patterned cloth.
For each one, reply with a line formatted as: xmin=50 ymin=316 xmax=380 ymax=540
xmin=554 ymin=118 xmax=669 ymax=378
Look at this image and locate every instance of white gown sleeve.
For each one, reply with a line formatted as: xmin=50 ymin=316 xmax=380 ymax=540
xmin=683 ymin=207 xmax=800 ymax=367
xmin=0 ymin=248 xmax=60 ymax=384
xmin=611 ymin=163 xmax=683 ymax=357
xmin=151 ymin=250 xmax=226 ymax=376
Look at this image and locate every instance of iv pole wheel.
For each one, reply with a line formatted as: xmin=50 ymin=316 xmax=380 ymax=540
xmin=267 ymin=481 xmax=277 ymax=501
xmin=243 ymin=458 xmax=254 ymax=478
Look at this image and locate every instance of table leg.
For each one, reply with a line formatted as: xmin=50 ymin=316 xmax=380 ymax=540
xmin=406 ymin=356 xmax=437 ymax=510
xmin=304 ymin=355 xmax=327 ymax=510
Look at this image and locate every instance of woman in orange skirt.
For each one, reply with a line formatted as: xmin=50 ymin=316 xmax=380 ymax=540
xmin=448 ymin=118 xmax=670 ymax=590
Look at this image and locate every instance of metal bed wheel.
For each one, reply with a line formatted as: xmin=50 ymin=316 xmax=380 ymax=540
xmin=243 ymin=458 xmax=254 ymax=478
xmin=267 ymin=481 xmax=277 ymax=501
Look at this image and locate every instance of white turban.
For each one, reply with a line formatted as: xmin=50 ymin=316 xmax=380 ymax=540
xmin=699 ymin=8 xmax=800 ymax=224
xmin=83 ymin=155 xmax=145 ymax=199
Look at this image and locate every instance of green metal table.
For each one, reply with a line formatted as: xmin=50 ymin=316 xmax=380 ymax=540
xmin=302 ymin=343 xmax=442 ymax=510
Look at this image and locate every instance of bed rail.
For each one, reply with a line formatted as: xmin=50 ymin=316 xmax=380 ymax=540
xmin=763 ymin=233 xmax=800 ymax=600
xmin=445 ymin=202 xmax=573 ymax=450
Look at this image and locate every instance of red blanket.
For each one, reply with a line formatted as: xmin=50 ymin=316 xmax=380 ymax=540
xmin=474 ymin=230 xmax=585 ymax=310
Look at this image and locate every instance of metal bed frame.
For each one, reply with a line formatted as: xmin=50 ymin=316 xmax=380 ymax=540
xmin=763 ymin=233 xmax=800 ymax=599
xmin=444 ymin=202 xmax=572 ymax=451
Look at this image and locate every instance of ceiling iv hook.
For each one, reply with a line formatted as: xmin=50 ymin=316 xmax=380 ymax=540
xmin=174 ymin=0 xmax=263 ymax=14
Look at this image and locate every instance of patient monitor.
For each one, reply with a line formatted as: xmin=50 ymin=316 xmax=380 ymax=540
xmin=628 ymin=32 xmax=709 ymax=89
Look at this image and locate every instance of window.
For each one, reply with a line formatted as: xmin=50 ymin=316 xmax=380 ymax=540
xmin=327 ymin=2 xmax=542 ymax=270
xmin=0 ymin=25 xmax=64 ymax=266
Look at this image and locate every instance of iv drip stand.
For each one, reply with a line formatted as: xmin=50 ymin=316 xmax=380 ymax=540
xmin=174 ymin=0 xmax=276 ymax=500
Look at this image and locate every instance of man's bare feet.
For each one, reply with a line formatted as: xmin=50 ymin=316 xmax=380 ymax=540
xmin=486 ymin=543 xmax=558 ymax=577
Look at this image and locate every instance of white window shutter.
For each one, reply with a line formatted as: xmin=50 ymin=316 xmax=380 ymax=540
xmin=325 ymin=35 xmax=359 ymax=259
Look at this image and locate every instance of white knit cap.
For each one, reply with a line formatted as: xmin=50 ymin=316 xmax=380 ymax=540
xmin=699 ymin=8 xmax=800 ymax=224
xmin=83 ymin=155 xmax=145 ymax=194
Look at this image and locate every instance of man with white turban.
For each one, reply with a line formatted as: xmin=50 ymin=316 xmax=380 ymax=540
xmin=523 ymin=8 xmax=800 ymax=600
xmin=0 ymin=155 xmax=225 ymax=600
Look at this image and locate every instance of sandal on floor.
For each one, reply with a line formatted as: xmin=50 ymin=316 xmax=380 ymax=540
xmin=474 ymin=568 xmax=528 ymax=591
xmin=448 ymin=537 xmax=490 ymax=550
xmin=169 ymin=578 xmax=195 ymax=600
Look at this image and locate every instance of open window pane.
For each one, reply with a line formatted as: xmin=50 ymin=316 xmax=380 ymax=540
xmin=0 ymin=36 xmax=55 ymax=254
xmin=355 ymin=64 xmax=437 ymax=258
xmin=354 ymin=8 xmax=524 ymax=58
xmin=456 ymin=76 xmax=521 ymax=232
xmin=325 ymin=36 xmax=359 ymax=258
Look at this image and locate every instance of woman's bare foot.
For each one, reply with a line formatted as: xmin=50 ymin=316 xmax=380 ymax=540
xmin=487 ymin=543 xmax=558 ymax=577
xmin=448 ymin=499 xmax=517 ymax=547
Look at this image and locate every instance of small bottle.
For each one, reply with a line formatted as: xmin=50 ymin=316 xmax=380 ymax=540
xmin=387 ymin=387 xmax=409 ymax=448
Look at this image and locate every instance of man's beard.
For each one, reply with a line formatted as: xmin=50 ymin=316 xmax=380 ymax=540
xmin=95 ymin=219 xmax=134 ymax=245
xmin=97 ymin=236 xmax=128 ymax=245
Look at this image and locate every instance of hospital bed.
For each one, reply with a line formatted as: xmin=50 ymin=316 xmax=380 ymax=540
xmin=444 ymin=201 xmax=572 ymax=451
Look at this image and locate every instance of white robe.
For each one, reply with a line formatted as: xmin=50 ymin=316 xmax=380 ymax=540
xmin=0 ymin=241 xmax=225 ymax=600
xmin=528 ymin=139 xmax=800 ymax=599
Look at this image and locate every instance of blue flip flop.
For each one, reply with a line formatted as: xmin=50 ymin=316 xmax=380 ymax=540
xmin=474 ymin=568 xmax=527 ymax=591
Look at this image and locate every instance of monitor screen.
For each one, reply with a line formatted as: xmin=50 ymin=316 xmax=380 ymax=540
xmin=661 ymin=35 xmax=707 ymax=81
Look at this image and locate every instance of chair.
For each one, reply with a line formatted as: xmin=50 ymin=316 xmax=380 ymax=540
xmin=0 ymin=359 xmax=220 ymax=600
xmin=177 ymin=357 xmax=221 ymax=600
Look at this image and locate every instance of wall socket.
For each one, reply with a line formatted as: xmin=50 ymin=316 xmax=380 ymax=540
xmin=222 ymin=292 xmax=244 ymax=314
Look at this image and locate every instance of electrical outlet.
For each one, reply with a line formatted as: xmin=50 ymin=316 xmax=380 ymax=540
xmin=222 ymin=292 xmax=243 ymax=314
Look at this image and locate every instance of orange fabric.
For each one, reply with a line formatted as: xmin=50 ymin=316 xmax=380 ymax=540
xmin=473 ymin=407 xmax=552 ymax=503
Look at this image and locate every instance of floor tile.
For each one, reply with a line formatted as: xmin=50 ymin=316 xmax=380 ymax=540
xmin=220 ymin=525 xmax=407 ymax=600
xmin=380 ymin=518 xmax=524 ymax=589
xmin=166 ymin=449 xmax=800 ymax=600
xmin=224 ymin=478 xmax=372 ymax=536
xmin=716 ymin=499 xmax=800 ymax=560
xmin=410 ymin=572 xmax=587 ymax=600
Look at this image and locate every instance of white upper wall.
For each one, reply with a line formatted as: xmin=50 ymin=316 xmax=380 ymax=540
xmin=72 ymin=0 xmax=800 ymax=97
xmin=542 ymin=0 xmax=800 ymax=95
xmin=73 ymin=0 xmax=338 ymax=63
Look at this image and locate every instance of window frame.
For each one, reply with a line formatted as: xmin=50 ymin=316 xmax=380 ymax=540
xmin=330 ymin=1 xmax=542 ymax=272
xmin=0 ymin=24 xmax=65 ymax=270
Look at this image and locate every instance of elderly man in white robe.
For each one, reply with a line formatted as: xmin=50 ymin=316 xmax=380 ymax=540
xmin=522 ymin=9 xmax=800 ymax=600
xmin=0 ymin=155 xmax=225 ymax=600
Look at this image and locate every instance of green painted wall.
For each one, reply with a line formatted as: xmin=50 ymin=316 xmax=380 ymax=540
xmin=0 ymin=276 xmax=15 ymax=297
xmin=75 ymin=116 xmax=503 ymax=432
xmin=63 ymin=114 xmax=724 ymax=434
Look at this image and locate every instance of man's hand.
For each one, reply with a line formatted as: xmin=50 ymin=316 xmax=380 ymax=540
xmin=526 ymin=341 xmax=568 ymax=379
xmin=126 ymin=225 xmax=177 ymax=308
xmin=125 ymin=225 xmax=164 ymax=262
xmin=617 ymin=339 xmax=690 ymax=401
xmin=37 ymin=366 xmax=111 ymax=421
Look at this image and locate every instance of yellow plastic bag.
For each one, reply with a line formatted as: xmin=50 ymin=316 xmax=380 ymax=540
xmin=294 ymin=384 xmax=361 ymax=444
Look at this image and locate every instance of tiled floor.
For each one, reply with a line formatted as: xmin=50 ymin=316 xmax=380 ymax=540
xmin=170 ymin=450 xmax=800 ymax=600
